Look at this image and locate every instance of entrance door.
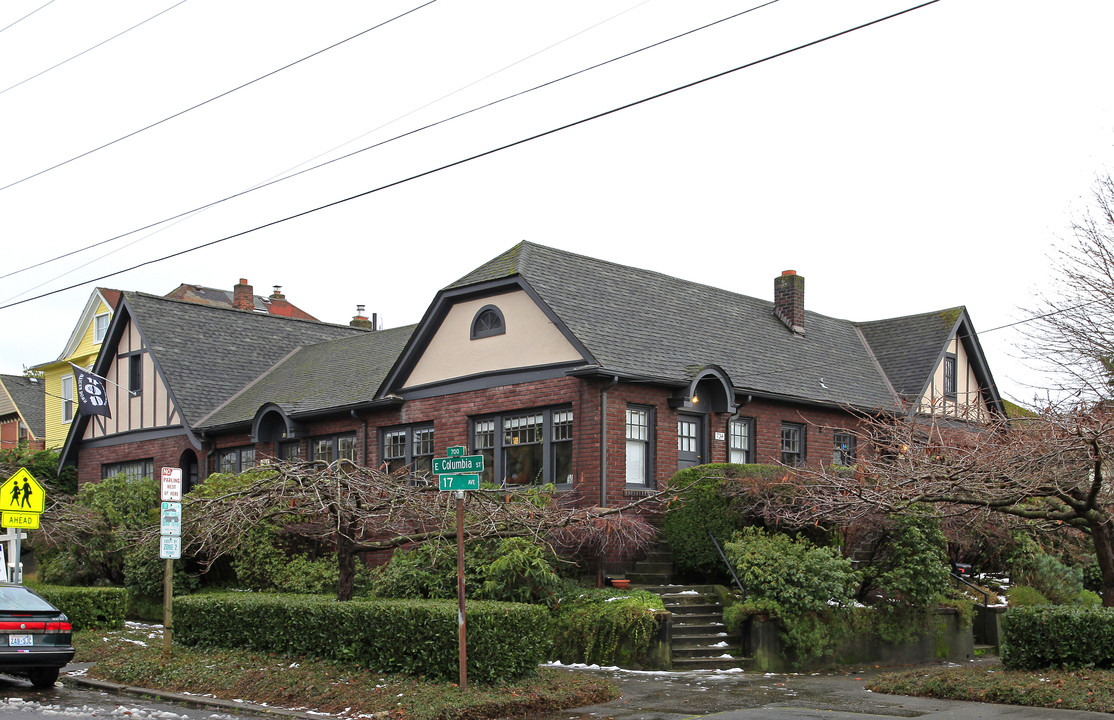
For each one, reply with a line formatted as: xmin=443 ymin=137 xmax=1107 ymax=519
xmin=677 ymin=414 xmax=704 ymax=469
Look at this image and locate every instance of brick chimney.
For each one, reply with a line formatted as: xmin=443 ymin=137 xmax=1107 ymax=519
xmin=232 ymin=278 xmax=254 ymax=311
xmin=266 ymin=285 xmax=296 ymax=317
xmin=350 ymin=305 xmax=376 ymax=330
xmin=773 ymin=270 xmax=805 ymax=335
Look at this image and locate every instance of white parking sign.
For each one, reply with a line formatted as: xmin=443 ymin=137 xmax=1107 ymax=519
xmin=160 ymin=467 xmax=182 ymax=502
xmin=160 ymin=536 xmax=181 ymax=560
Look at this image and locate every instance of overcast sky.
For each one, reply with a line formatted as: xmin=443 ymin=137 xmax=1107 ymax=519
xmin=2 ymin=0 xmax=1113 ymax=405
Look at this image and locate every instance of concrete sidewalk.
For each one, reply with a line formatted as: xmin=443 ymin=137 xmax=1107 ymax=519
xmin=535 ymin=659 xmax=1112 ymax=720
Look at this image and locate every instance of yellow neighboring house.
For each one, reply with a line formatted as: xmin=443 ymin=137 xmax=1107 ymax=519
xmin=32 ymin=288 xmax=121 ymax=449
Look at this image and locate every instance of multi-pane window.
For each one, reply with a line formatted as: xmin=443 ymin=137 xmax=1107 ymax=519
xmin=503 ymin=413 xmax=543 ymax=485
xmin=943 ymin=355 xmax=958 ymax=399
xmin=381 ymin=425 xmax=435 ymax=474
xmin=472 ymin=408 xmax=573 ymax=486
xmin=471 ymin=305 xmax=505 ymax=339
xmin=552 ymin=410 xmax=573 ymax=485
xmin=475 ymin=419 xmax=495 ymax=483
xmin=101 ymin=459 xmax=154 ymax=482
xmin=61 ymin=375 xmax=74 ymax=424
xmin=625 ymin=407 xmax=651 ymax=485
xmin=781 ymin=423 xmax=806 ymax=465
xmin=677 ymin=419 xmax=697 ymax=453
xmin=832 ymin=431 xmax=856 ymax=466
xmin=93 ymin=313 xmax=110 ymax=343
xmin=312 ymin=434 xmax=358 ymax=464
xmin=728 ymin=418 xmax=753 ymax=464
xmin=218 ymin=446 xmax=257 ymax=474
xmin=279 ymin=441 xmax=305 ymax=461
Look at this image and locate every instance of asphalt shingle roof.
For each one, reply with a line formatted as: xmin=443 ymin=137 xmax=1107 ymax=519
xmin=857 ymin=309 xmax=963 ymax=399
xmin=121 ymin=293 xmax=366 ymax=427
xmin=448 ymin=242 xmax=959 ymax=410
xmin=197 ymin=324 xmax=416 ymax=429
xmin=0 ymin=374 xmax=46 ymax=439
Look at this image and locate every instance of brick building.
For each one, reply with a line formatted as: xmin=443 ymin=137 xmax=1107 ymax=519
xmin=59 ymin=242 xmax=1006 ymax=510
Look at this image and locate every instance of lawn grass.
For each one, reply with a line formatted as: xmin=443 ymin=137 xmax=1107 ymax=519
xmin=868 ymin=664 xmax=1114 ymax=713
xmin=74 ymin=624 xmax=618 ymax=719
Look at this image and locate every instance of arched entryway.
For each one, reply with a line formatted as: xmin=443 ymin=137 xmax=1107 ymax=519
xmin=178 ymin=449 xmax=199 ymax=494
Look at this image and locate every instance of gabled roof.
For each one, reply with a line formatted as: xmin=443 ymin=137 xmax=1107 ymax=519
xmin=102 ymin=293 xmax=366 ymax=427
xmin=0 ymin=375 xmax=46 ymax=439
xmin=34 ymin=288 xmax=121 ymax=368
xmin=856 ymin=308 xmax=964 ymax=399
xmin=435 ymin=241 xmax=900 ymax=410
xmin=196 ymin=324 xmax=417 ymax=430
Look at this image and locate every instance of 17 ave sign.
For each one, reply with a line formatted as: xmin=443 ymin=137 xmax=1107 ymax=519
xmin=433 ymin=447 xmax=484 ymax=492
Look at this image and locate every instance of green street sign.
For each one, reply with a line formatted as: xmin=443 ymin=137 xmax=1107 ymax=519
xmin=439 ymin=474 xmax=480 ymax=492
xmin=432 ymin=455 xmax=484 ymax=475
xmin=446 ymin=446 xmax=465 ymax=457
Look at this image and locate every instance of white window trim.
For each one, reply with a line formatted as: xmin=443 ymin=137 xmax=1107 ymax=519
xmin=93 ymin=312 xmax=111 ymax=344
xmin=61 ymin=375 xmax=74 ymax=424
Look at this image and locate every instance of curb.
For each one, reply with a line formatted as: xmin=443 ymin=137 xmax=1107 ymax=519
xmin=64 ymin=667 xmax=319 ymax=719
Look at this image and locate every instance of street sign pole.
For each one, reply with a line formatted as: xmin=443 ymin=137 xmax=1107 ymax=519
xmin=159 ymin=467 xmax=183 ymax=657
xmin=431 ymin=447 xmax=483 ymax=690
xmin=456 ymin=489 xmax=467 ymax=691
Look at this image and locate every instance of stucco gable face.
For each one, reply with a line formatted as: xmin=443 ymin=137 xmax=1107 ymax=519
xmin=402 ymin=290 xmax=583 ymax=389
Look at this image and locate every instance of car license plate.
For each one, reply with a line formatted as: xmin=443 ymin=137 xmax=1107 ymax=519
xmin=8 ymin=634 xmax=32 ymax=647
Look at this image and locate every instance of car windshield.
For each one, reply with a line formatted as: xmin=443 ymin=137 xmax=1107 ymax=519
xmin=0 ymin=586 xmax=55 ymax=611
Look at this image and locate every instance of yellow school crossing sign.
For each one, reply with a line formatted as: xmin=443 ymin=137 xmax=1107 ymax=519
xmin=0 ymin=468 xmax=45 ymax=529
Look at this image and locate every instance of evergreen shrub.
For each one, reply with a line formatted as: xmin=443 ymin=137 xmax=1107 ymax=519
xmin=1002 ymin=606 xmax=1114 ymax=669
xmin=722 ymin=527 xmax=859 ymax=660
xmin=29 ymin=584 xmax=127 ymax=631
xmin=549 ymin=587 xmax=665 ymax=666
xmin=175 ymin=593 xmax=549 ymax=683
xmin=661 ymin=464 xmax=784 ymax=579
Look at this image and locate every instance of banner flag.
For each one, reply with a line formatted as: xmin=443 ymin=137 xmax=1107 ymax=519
xmin=70 ymin=364 xmax=111 ymax=418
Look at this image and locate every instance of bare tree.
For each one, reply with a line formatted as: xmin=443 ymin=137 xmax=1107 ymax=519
xmin=754 ymin=405 xmax=1114 ymax=605
xmin=1021 ymin=173 xmax=1114 ymax=399
xmin=172 ymin=461 xmax=674 ymax=600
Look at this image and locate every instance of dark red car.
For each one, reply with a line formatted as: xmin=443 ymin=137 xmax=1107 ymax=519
xmin=0 ymin=584 xmax=74 ymax=688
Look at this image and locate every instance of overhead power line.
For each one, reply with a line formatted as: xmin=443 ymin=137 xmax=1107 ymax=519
xmin=0 ymin=0 xmax=191 ymax=96
xmin=0 ymin=0 xmax=57 ymax=36
xmin=1 ymin=0 xmax=780 ymax=284
xmin=0 ymin=0 xmax=942 ymax=312
xmin=0 ymin=0 xmax=441 ymax=193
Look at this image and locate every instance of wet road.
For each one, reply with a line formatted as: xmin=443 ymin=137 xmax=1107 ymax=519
xmin=537 ymin=661 xmax=1113 ymax=720
xmin=0 ymin=667 xmax=280 ymax=719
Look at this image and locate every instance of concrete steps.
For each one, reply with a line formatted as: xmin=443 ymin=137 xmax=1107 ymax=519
xmin=646 ymin=584 xmax=748 ymax=671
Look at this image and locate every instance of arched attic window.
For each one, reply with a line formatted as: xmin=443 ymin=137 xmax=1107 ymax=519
xmin=471 ymin=304 xmax=505 ymax=339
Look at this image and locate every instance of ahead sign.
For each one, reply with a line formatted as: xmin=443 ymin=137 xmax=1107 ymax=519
xmin=160 ymin=467 xmax=182 ymax=502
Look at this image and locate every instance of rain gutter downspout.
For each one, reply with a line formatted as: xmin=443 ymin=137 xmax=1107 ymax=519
xmin=600 ymin=375 xmax=619 ymax=508
xmin=351 ymin=410 xmax=369 ymax=465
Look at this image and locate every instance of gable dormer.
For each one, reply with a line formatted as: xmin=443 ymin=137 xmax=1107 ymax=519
xmin=400 ymin=289 xmax=584 ymax=390
xmin=858 ymin=307 xmax=1005 ymax=423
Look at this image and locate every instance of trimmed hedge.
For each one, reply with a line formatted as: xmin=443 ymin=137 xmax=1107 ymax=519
xmin=1002 ymin=606 xmax=1114 ymax=669
xmin=29 ymin=585 xmax=127 ymax=631
xmin=175 ymin=593 xmax=550 ymax=683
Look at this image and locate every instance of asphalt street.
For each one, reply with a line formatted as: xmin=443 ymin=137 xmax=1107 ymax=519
xmin=535 ymin=660 xmax=1114 ymax=720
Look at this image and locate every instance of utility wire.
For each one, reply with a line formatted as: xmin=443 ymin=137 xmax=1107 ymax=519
xmin=0 ymin=0 xmax=56 ymax=35
xmin=0 ymin=0 xmax=942 ymax=311
xmin=0 ymin=0 xmax=440 ymax=192
xmin=1 ymin=0 xmax=779 ymax=284
xmin=0 ymin=0 xmax=191 ymax=95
